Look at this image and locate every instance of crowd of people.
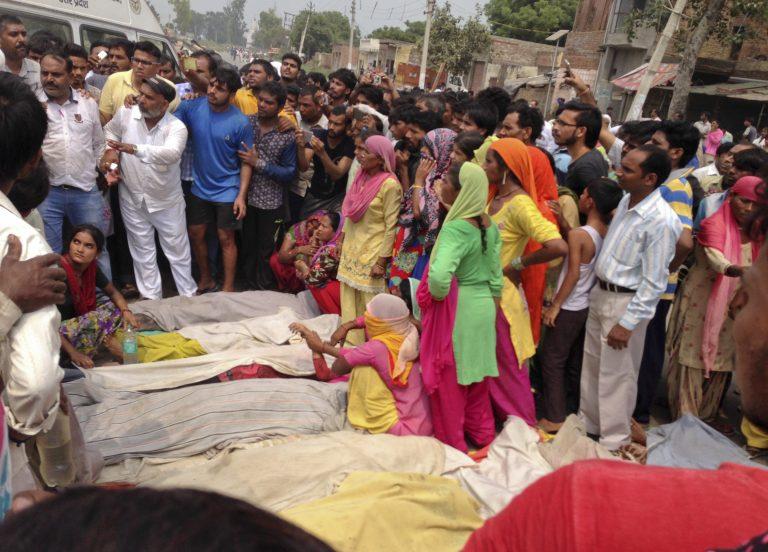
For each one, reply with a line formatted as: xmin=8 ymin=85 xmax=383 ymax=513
xmin=2 ymin=11 xmax=768 ymax=547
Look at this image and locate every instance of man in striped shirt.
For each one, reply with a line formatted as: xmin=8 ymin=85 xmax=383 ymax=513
xmin=633 ymin=121 xmax=698 ymax=424
xmin=579 ymin=145 xmax=682 ymax=450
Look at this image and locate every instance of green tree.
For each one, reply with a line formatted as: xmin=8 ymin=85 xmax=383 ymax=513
xmin=288 ymin=10 xmax=358 ymax=58
xmin=369 ymin=20 xmax=425 ymax=43
xmin=253 ymin=9 xmax=286 ymax=50
xmin=169 ymin=0 xmax=194 ymax=35
xmin=427 ymin=3 xmax=491 ymax=76
xmin=625 ymin=0 xmax=768 ymax=116
xmin=223 ymin=0 xmax=247 ymax=46
xmin=484 ymin=0 xmax=578 ymax=43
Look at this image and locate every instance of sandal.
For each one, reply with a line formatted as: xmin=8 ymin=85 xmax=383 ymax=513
xmin=196 ymin=283 xmax=221 ymax=295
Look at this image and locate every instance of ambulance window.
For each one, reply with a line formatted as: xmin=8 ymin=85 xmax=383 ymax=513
xmin=0 ymin=11 xmax=72 ymax=44
xmin=80 ymin=27 xmax=127 ymax=51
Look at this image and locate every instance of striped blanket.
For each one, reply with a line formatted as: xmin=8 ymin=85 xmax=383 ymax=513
xmin=67 ymin=378 xmax=349 ymax=464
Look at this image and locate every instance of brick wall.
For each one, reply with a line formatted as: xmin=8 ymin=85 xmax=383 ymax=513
xmin=564 ymin=31 xmax=605 ymax=71
xmin=489 ymin=36 xmax=555 ymax=69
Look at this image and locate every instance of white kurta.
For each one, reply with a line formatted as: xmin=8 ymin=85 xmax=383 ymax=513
xmin=104 ymin=106 xmax=196 ymax=299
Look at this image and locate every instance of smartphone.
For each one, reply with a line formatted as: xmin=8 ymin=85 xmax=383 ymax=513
xmin=303 ymin=130 xmax=313 ymax=143
xmin=373 ymin=74 xmax=382 ymax=86
xmin=183 ymin=57 xmax=197 ymax=71
xmin=97 ymin=50 xmax=108 ymax=61
xmin=563 ymin=59 xmax=572 ymax=76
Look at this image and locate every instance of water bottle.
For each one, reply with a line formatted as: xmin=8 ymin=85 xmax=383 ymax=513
xmin=122 ymin=323 xmax=139 ymax=364
xmin=37 ymin=411 xmax=75 ymax=488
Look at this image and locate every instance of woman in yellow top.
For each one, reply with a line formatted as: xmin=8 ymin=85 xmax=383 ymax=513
xmin=484 ymin=138 xmax=568 ymax=427
xmin=337 ymin=135 xmax=402 ymax=345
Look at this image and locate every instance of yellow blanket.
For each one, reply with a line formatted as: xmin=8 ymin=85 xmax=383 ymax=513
xmin=281 ymin=472 xmax=482 ymax=552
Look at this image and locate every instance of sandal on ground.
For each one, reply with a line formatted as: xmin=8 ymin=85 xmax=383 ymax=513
xmin=196 ymin=283 xmax=221 ymax=295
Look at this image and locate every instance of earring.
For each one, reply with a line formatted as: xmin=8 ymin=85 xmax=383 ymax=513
xmin=502 ymin=171 xmax=507 ymax=188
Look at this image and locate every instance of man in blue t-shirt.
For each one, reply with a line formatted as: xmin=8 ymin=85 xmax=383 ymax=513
xmin=174 ymin=67 xmax=254 ymax=293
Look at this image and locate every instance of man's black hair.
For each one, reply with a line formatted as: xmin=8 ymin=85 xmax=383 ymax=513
xmin=213 ymin=66 xmax=242 ymax=94
xmin=715 ymin=142 xmax=735 ymax=157
xmin=507 ymin=104 xmax=544 ymax=142
xmin=328 ymin=68 xmax=357 ymax=93
xmin=41 ymin=48 xmax=73 ymax=72
xmin=133 ymin=40 xmax=162 ymax=61
xmin=158 ymin=54 xmax=174 ymax=66
xmin=299 ymin=85 xmax=320 ymax=101
xmin=7 ymin=159 xmax=49 ymax=214
xmin=259 ymin=80 xmax=287 ymax=108
xmin=191 ymin=50 xmax=218 ymax=73
xmin=465 ymin=101 xmax=498 ymax=137
xmin=251 ymin=58 xmax=278 ymax=81
xmin=635 ymin=144 xmax=672 ymax=187
xmin=745 ymin=116 xmax=755 ymax=124
xmin=285 ymin=83 xmax=300 ymax=98
xmin=306 ymin=71 xmax=327 ymax=89
xmin=89 ymin=40 xmax=109 ymax=53
xmin=329 ymin=105 xmax=349 ymax=121
xmin=560 ymin=101 xmax=603 ymax=149
xmin=407 ymin=110 xmax=441 ymax=133
xmin=619 ymin=120 xmax=660 ymax=146
xmin=476 ymin=87 xmax=511 ymax=125
xmin=355 ymin=84 xmax=384 ymax=109
xmin=389 ymin=104 xmax=419 ymax=125
xmin=281 ymin=52 xmax=302 ymax=70
xmin=586 ymin=177 xmax=623 ymax=223
xmin=733 ymin=147 xmax=768 ymax=174
xmin=64 ymin=43 xmax=89 ymax=60
xmin=454 ymin=131 xmax=485 ymax=160
xmin=0 ymin=14 xmax=23 ymax=33
xmin=28 ymin=30 xmax=64 ymax=55
xmin=0 ymin=73 xmax=48 ymax=187
xmin=108 ymin=38 xmax=135 ymax=59
xmin=658 ymin=120 xmax=700 ymax=167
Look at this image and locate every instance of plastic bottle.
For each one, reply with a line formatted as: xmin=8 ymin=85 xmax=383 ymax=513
xmin=122 ymin=323 xmax=139 ymax=364
xmin=37 ymin=411 xmax=75 ymax=488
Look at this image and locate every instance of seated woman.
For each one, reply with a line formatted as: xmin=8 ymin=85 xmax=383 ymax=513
xmin=58 ymin=225 xmax=139 ymax=369
xmin=291 ymin=294 xmax=432 ymax=437
xmin=294 ymin=212 xmax=344 ymax=315
xmin=269 ymin=211 xmax=326 ymax=293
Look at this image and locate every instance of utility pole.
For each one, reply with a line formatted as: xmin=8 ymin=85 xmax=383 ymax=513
xmin=347 ymin=0 xmax=356 ymax=70
xmin=298 ymin=1 xmax=313 ymax=59
xmin=625 ymin=0 xmax=688 ymax=121
xmin=418 ymin=0 xmax=436 ymax=89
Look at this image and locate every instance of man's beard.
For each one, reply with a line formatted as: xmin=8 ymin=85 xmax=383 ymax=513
xmin=140 ymin=106 xmax=164 ymax=118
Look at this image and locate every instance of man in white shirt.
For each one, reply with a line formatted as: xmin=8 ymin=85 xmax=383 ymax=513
xmin=0 ymin=15 xmax=41 ymax=94
xmin=691 ymin=142 xmax=734 ymax=195
xmin=102 ymin=77 xmax=196 ymax=300
xmin=579 ymin=144 xmax=682 ymax=450
xmin=35 ymin=51 xmax=112 ymax=278
xmin=0 ymin=72 xmax=66 ymax=489
xmin=693 ymin=112 xmax=711 ymax=164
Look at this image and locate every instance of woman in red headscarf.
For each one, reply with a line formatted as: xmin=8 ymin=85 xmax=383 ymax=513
xmin=337 ymin=135 xmax=403 ymax=345
xmin=484 ymin=138 xmax=568 ymax=426
xmin=667 ymin=175 xmax=764 ymax=422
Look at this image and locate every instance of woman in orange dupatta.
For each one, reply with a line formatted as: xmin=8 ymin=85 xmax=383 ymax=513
xmin=485 ymin=138 xmax=567 ymax=425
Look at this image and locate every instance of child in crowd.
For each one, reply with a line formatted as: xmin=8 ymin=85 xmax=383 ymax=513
xmin=538 ymin=178 xmax=624 ymax=433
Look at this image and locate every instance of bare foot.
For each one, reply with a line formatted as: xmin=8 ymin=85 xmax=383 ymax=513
xmin=630 ymin=418 xmax=647 ymax=446
xmin=538 ymin=418 xmax=563 ymax=434
xmin=104 ymin=334 xmax=123 ymax=363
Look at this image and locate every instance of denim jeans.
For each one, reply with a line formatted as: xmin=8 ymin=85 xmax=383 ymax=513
xmin=38 ymin=185 xmax=112 ymax=279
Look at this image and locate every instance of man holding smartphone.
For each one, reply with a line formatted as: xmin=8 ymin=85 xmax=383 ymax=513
xmin=290 ymin=86 xmax=329 ymax=220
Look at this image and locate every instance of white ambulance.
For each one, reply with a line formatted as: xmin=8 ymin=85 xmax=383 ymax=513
xmin=0 ymin=0 xmax=178 ymax=63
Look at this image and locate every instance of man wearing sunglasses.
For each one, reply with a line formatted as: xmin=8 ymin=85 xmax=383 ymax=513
xmin=99 ymin=41 xmax=179 ymax=125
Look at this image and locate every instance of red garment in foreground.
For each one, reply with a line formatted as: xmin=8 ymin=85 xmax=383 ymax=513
xmin=309 ymin=280 xmax=341 ymax=315
xmin=463 ymin=460 xmax=768 ymax=552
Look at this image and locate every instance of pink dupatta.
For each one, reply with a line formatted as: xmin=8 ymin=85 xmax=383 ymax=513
xmin=416 ymin=264 xmax=459 ymax=395
xmin=697 ymin=176 xmax=763 ymax=375
xmin=341 ymin=135 xmax=397 ymax=223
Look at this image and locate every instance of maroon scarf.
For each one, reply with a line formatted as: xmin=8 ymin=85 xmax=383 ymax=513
xmin=61 ymin=254 xmax=97 ymax=316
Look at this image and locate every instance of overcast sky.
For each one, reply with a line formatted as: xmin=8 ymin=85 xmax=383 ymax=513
xmin=151 ymin=0 xmax=486 ymax=36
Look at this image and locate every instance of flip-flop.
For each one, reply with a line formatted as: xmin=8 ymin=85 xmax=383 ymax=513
xmin=196 ymin=283 xmax=221 ymax=295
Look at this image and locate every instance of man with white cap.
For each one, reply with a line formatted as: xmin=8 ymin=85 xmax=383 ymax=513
xmin=100 ymin=77 xmax=197 ymax=299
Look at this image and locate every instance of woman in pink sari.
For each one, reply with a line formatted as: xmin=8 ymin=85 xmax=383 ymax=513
xmin=667 ymin=176 xmax=764 ymax=422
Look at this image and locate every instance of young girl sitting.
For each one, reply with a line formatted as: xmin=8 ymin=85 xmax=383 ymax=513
xmin=290 ymin=294 xmax=432 ymax=437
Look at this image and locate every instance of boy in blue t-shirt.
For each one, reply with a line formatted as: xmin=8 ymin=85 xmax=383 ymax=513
xmin=173 ymin=67 xmax=254 ymax=293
